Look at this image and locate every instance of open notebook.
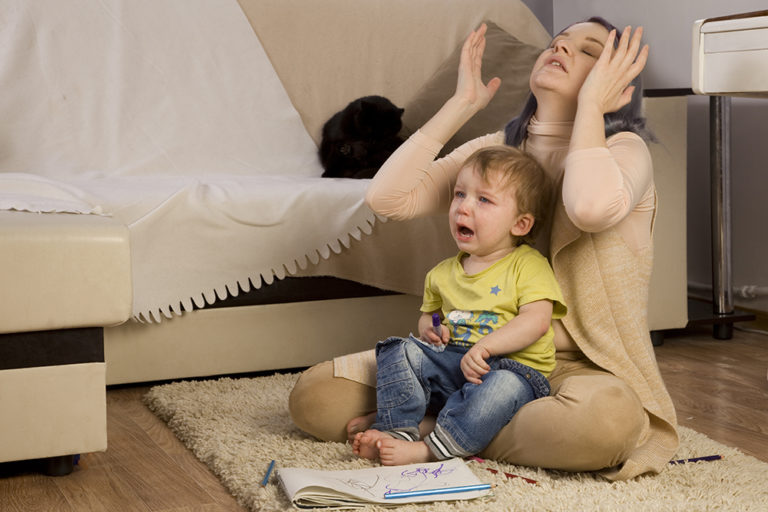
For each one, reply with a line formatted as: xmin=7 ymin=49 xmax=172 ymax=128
xmin=277 ymin=458 xmax=493 ymax=509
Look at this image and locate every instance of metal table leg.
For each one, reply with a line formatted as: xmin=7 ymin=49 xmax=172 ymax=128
xmin=710 ymin=95 xmax=734 ymax=339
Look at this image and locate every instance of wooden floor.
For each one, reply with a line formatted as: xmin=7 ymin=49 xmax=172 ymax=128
xmin=1 ymin=326 xmax=766 ymax=512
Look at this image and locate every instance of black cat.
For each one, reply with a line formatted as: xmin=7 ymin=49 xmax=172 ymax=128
xmin=320 ymin=95 xmax=405 ymax=179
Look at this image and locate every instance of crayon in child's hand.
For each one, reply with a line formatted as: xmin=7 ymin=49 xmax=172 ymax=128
xmin=432 ymin=313 xmax=442 ymax=338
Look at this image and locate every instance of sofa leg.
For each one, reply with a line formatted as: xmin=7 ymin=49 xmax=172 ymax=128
xmin=650 ymin=330 xmax=664 ymax=346
xmin=41 ymin=455 xmax=76 ymax=476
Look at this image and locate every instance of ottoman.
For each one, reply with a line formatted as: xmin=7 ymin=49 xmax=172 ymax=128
xmin=0 ymin=211 xmax=131 ymax=474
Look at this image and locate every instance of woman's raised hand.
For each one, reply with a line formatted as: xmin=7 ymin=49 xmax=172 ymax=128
xmin=577 ymin=26 xmax=649 ymax=115
xmin=414 ymin=24 xmax=501 ymax=145
xmin=455 ymin=23 xmax=502 ymax=112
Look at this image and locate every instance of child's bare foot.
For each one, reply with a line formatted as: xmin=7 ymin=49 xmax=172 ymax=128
xmin=353 ymin=429 xmax=390 ymax=460
xmin=346 ymin=412 xmax=376 ymax=444
xmin=377 ymin=438 xmax=436 ymax=466
xmin=351 ymin=432 xmax=365 ymax=456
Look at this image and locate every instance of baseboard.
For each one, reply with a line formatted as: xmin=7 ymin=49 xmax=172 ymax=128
xmin=740 ymin=306 xmax=768 ymax=332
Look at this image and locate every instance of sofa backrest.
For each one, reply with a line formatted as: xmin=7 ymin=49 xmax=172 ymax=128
xmin=237 ymin=0 xmax=550 ymax=145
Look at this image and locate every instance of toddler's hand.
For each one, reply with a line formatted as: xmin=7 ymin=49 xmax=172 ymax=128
xmin=418 ymin=313 xmax=448 ymax=346
xmin=461 ymin=344 xmax=491 ymax=384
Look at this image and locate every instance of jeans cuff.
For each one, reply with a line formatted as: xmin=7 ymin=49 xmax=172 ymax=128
xmin=388 ymin=429 xmax=419 ymax=442
xmin=424 ymin=424 xmax=471 ymax=460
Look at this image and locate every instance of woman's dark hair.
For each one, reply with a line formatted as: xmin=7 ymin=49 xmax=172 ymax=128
xmin=504 ymin=16 xmax=655 ymax=147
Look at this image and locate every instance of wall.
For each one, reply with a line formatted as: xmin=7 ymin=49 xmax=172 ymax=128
xmin=687 ymin=96 xmax=768 ymax=313
xmin=549 ymin=0 xmax=768 ymax=314
xmin=522 ymin=0 xmax=553 ymax=34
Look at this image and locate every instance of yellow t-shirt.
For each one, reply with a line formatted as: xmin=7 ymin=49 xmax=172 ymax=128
xmin=421 ymin=245 xmax=566 ymax=376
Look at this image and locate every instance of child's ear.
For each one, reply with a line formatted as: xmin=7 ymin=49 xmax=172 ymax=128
xmin=510 ymin=213 xmax=534 ymax=237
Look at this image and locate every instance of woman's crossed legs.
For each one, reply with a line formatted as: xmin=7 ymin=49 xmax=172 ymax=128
xmin=289 ymin=351 xmax=646 ymax=472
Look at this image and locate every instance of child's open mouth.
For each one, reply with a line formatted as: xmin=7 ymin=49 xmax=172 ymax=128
xmin=456 ymin=225 xmax=474 ymax=241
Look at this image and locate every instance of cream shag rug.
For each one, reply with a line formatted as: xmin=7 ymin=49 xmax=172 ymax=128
xmin=144 ymin=372 xmax=768 ymax=511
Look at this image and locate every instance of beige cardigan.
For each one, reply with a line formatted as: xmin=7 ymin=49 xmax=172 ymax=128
xmin=549 ymin=191 xmax=678 ymax=480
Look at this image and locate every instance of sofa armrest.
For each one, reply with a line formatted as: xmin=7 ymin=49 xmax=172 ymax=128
xmin=0 ymin=211 xmax=132 ymax=333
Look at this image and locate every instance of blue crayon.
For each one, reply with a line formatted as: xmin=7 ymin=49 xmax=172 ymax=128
xmin=384 ymin=483 xmax=493 ymax=499
xmin=261 ymin=459 xmax=276 ymax=486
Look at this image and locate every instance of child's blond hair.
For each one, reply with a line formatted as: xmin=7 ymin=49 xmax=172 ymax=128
xmin=461 ymin=145 xmax=552 ymax=245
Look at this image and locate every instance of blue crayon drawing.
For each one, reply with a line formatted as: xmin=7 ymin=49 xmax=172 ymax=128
xmin=383 ymin=462 xmax=457 ymax=496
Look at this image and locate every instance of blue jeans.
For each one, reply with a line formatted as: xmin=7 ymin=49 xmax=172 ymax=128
xmin=371 ymin=336 xmax=550 ymax=459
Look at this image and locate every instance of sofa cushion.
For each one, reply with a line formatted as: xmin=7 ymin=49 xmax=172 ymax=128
xmin=237 ymin=0 xmax=552 ymax=145
xmin=401 ymin=22 xmax=543 ymax=154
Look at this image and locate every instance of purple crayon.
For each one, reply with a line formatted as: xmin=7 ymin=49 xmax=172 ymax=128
xmin=415 ymin=313 xmax=446 ymax=353
xmin=432 ymin=313 xmax=442 ymax=338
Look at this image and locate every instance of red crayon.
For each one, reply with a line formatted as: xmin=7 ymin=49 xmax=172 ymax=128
xmin=466 ymin=456 xmax=538 ymax=485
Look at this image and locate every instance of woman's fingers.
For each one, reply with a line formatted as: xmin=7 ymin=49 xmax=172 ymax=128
xmin=628 ymin=26 xmax=643 ymax=57
xmin=621 ymin=26 xmax=645 ymax=76
xmin=634 ymin=43 xmax=650 ymax=74
xmin=606 ymin=27 xmax=632 ymax=73
xmin=465 ymin=23 xmax=486 ymax=59
xmin=597 ymin=29 xmax=617 ymax=65
xmin=618 ymin=27 xmax=647 ymax=76
xmin=627 ymin=30 xmax=649 ymax=76
xmin=468 ymin=24 xmax=488 ymax=75
xmin=459 ymin=26 xmax=483 ymax=81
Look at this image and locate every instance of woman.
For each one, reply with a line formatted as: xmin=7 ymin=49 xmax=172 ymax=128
xmin=289 ymin=18 xmax=678 ymax=481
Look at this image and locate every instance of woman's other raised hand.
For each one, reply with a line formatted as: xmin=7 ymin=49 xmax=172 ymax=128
xmin=577 ymin=25 xmax=649 ymax=116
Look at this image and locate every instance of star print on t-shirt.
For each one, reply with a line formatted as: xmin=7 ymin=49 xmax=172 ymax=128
xmin=490 ymin=285 xmax=501 ymax=296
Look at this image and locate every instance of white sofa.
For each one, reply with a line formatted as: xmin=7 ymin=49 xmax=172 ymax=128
xmin=0 ymin=0 xmax=687 ymax=469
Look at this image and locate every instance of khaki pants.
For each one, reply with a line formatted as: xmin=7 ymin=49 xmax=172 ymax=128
xmin=288 ymin=351 xmax=648 ymax=472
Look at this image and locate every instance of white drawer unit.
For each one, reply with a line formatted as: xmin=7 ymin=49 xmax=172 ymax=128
xmin=691 ymin=10 xmax=767 ymax=339
xmin=692 ymin=10 xmax=768 ymax=96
